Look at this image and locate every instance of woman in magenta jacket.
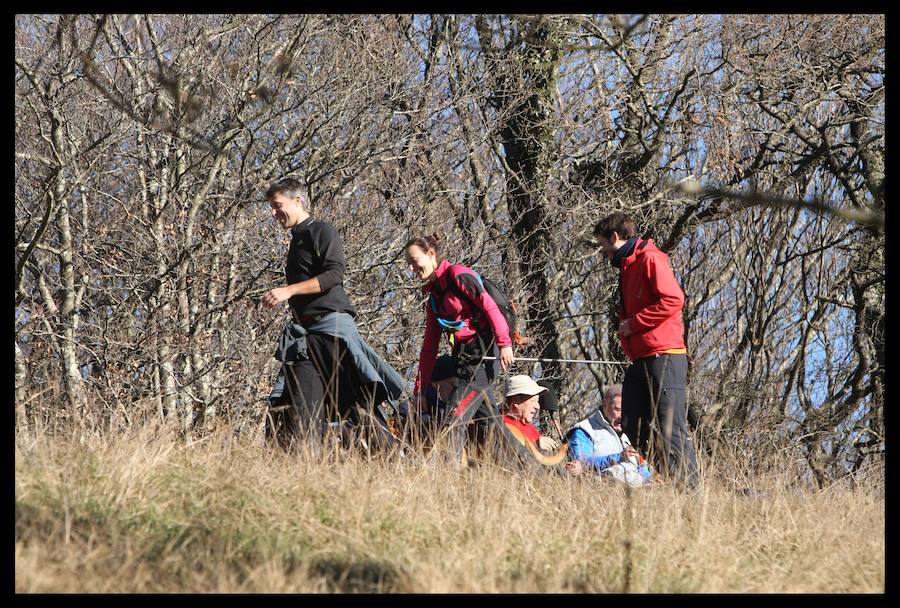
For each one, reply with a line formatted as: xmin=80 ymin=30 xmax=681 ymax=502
xmin=404 ymin=233 xmax=515 ymax=463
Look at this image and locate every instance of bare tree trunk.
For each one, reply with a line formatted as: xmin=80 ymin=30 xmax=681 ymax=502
xmin=50 ymin=111 xmax=86 ymax=417
xmin=151 ymin=160 xmax=179 ymax=424
xmin=480 ymin=16 xmax=565 ymax=380
xmin=194 ymin=249 xmax=225 ymax=431
xmin=177 ymin=152 xmax=226 ymax=432
xmin=15 ymin=340 xmax=30 ymax=430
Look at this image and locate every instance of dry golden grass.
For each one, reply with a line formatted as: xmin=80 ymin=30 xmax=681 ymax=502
xmin=15 ymin=423 xmax=884 ymax=593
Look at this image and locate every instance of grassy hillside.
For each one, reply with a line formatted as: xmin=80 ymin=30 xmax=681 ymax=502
xmin=15 ymin=424 xmax=884 ymax=593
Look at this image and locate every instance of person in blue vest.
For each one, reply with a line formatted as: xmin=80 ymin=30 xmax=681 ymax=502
xmin=565 ymin=383 xmax=652 ymax=486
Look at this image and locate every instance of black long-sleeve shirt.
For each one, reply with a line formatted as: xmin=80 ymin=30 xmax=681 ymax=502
xmin=285 ymin=217 xmax=356 ymax=319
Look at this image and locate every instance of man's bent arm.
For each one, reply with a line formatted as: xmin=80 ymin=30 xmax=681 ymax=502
xmin=283 ymin=276 xmax=323 ymax=297
xmin=261 ymin=276 xmax=322 ymax=308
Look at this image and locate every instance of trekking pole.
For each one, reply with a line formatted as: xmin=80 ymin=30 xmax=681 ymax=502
xmin=482 ymin=356 xmax=629 ymax=366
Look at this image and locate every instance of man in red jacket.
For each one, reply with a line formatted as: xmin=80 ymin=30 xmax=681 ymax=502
xmin=593 ymin=211 xmax=699 ymax=487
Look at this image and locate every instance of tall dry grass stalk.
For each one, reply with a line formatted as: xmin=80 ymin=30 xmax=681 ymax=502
xmin=15 ymin=422 xmax=884 ymax=593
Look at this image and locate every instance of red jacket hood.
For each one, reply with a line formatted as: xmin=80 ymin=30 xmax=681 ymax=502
xmin=621 ymin=237 xmax=659 ymax=267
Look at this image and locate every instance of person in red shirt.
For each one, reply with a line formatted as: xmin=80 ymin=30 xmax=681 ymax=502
xmin=404 ymin=233 xmax=516 ymax=465
xmin=593 ymin=211 xmax=699 ymax=487
xmin=502 ymin=375 xmax=560 ymax=453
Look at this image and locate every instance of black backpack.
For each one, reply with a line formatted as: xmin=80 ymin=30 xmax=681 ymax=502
xmin=439 ymin=267 xmax=527 ymax=346
xmin=479 ymin=275 xmax=519 ymax=338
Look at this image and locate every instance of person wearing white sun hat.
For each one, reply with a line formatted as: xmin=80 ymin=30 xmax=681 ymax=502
xmin=502 ymin=375 xmax=561 ymax=453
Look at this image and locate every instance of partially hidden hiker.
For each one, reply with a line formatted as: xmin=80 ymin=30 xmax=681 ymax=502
xmin=404 ymin=233 xmax=523 ymax=465
xmin=536 ymin=379 xmax=564 ymax=441
xmin=423 ymin=354 xmax=457 ymax=424
xmin=262 ymin=177 xmax=404 ymax=451
xmin=593 ymin=211 xmax=700 ymax=487
xmin=404 ymin=353 xmax=456 ymax=447
xmin=564 ymin=383 xmax=652 ymax=487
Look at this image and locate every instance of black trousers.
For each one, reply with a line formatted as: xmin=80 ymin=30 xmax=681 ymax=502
xmin=268 ymin=331 xmax=394 ymax=450
xmin=622 ymin=353 xmax=700 ymax=486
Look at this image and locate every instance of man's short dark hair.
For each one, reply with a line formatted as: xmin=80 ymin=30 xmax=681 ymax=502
xmin=593 ymin=211 xmax=636 ymax=240
xmin=266 ymin=177 xmax=308 ymax=205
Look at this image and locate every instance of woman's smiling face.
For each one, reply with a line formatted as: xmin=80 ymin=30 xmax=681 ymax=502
xmin=405 ymin=244 xmax=438 ymax=281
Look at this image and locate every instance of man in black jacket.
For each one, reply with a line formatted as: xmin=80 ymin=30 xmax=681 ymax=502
xmin=262 ymin=177 xmax=403 ymax=449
